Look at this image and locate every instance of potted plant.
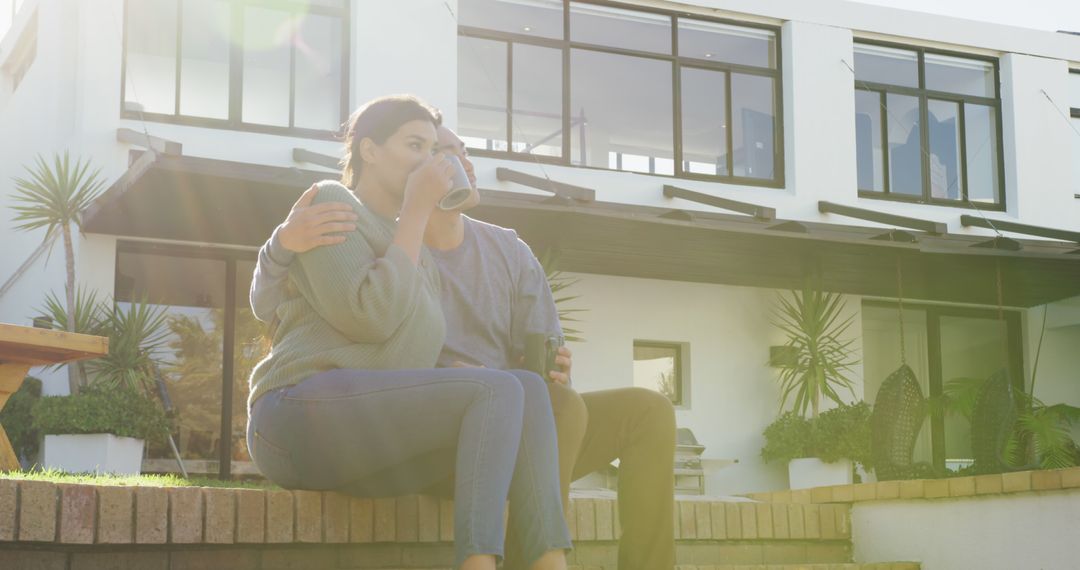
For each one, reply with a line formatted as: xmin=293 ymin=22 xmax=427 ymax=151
xmin=32 ymin=383 xmax=170 ymax=474
xmin=31 ymin=291 xmax=171 ymax=474
xmin=766 ymin=282 xmax=861 ymax=488
xmin=761 ymin=403 xmax=873 ymax=488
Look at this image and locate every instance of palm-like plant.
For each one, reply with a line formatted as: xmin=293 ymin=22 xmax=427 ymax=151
xmin=772 ymin=283 xmax=859 ymax=419
xmin=12 ymin=153 xmax=106 ymax=394
xmin=538 ymin=248 xmax=587 ymax=343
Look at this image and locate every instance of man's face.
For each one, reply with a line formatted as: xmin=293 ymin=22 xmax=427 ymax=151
xmin=435 ymin=126 xmax=480 ymax=211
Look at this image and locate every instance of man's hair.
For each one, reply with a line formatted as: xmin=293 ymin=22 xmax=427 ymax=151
xmin=340 ymin=95 xmax=443 ymax=188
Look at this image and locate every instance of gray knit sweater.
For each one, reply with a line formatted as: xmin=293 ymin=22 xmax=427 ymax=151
xmin=247 ymin=181 xmax=445 ymax=409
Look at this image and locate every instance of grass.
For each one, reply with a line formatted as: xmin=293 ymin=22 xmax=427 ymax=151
xmin=0 ymin=468 xmax=278 ymax=490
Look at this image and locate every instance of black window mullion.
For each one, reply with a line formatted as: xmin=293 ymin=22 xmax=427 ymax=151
xmin=219 ymin=258 xmax=237 ymax=480
xmin=671 ymin=14 xmax=681 ymax=176
xmin=289 ymin=15 xmax=296 ymax=129
xmin=880 ymin=90 xmax=890 ymax=195
xmin=958 ymin=101 xmax=969 ymax=202
xmin=119 ymin=0 xmax=129 ymax=116
xmin=506 ymin=41 xmax=513 ymax=150
xmin=724 ymin=70 xmax=733 ymax=176
xmin=562 ymin=3 xmax=571 ymax=162
xmin=174 ymin=0 xmax=184 ymax=116
xmin=917 ymin=50 xmax=930 ymax=202
xmin=229 ymin=1 xmax=243 ymax=126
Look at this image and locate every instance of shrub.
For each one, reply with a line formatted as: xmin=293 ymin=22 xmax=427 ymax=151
xmin=761 ymin=411 xmax=813 ymax=464
xmin=0 ymin=376 xmax=42 ymax=462
xmin=761 ymin=402 xmax=873 ymax=472
xmin=814 ymin=402 xmax=873 ymax=470
xmin=31 ymin=383 xmax=170 ymax=444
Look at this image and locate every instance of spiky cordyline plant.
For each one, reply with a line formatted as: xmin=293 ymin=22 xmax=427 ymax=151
xmin=538 ymin=248 xmax=586 ymax=343
xmin=772 ymin=283 xmax=859 ymax=419
xmin=11 ymin=152 xmax=106 ymax=393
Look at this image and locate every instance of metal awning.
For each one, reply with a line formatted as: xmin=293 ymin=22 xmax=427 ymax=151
xmin=83 ymin=153 xmax=1080 ymax=307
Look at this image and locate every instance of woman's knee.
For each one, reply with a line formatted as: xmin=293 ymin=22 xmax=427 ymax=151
xmin=506 ymin=370 xmax=553 ymax=406
xmin=465 ymin=368 xmax=526 ymax=409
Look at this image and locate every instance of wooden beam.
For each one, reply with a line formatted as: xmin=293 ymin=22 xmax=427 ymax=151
xmin=960 ymin=215 xmax=1080 ymax=244
xmin=495 ymin=167 xmax=596 ymax=202
xmin=663 ymin=185 xmax=775 ymax=220
xmin=818 ymin=201 xmax=947 ymax=235
xmin=292 ymin=148 xmax=343 ymax=171
xmin=116 ymin=128 xmax=182 ymax=156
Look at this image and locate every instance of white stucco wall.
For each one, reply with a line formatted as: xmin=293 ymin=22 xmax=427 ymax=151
xmin=852 ymin=490 xmax=1080 ymax=569
xmin=562 ymin=271 xmax=865 ymax=495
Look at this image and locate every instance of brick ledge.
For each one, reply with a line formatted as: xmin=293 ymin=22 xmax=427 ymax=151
xmin=744 ymin=465 xmax=1080 ymax=504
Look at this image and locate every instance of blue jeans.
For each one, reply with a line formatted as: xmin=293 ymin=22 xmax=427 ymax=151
xmin=247 ymin=368 xmax=571 ymax=567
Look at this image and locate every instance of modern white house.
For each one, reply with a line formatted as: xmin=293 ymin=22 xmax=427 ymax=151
xmin=1 ymin=0 xmax=1079 ymax=497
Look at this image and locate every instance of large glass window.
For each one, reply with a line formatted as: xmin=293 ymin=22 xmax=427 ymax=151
xmin=862 ymin=303 xmax=1023 ymax=472
xmin=116 ymin=244 xmax=268 ymax=478
xmin=458 ymin=0 xmax=783 ymax=186
xmin=853 ymin=43 xmax=1003 ymax=208
xmin=122 ymin=0 xmax=349 ymax=136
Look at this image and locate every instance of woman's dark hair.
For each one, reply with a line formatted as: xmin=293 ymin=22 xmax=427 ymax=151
xmin=340 ymin=95 xmax=442 ymax=188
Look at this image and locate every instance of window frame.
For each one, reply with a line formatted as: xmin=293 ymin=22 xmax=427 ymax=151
xmin=119 ymin=0 xmax=351 ymax=140
xmin=862 ymin=300 xmax=1023 ymax=472
xmin=1070 ymin=69 xmax=1079 ymax=200
xmin=115 ymin=239 xmax=259 ymax=480
xmin=632 ymin=340 xmax=687 ymax=407
xmin=458 ymin=0 xmax=785 ymax=188
xmin=853 ymin=39 xmax=1006 ymax=211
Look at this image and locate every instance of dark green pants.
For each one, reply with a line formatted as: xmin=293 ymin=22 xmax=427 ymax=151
xmin=505 ymin=385 xmax=677 ymax=570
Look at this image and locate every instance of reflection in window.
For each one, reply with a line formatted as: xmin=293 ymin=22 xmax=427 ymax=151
xmin=678 ymin=19 xmax=775 ymax=68
xmin=853 ymin=44 xmax=918 ymax=88
xmin=853 ymin=43 xmax=1001 ymax=206
xmin=124 ymin=0 xmax=178 ymax=114
xmin=242 ymin=6 xmax=292 ymax=127
xmin=571 ymin=49 xmax=673 ymax=173
xmin=964 ymin=103 xmax=1000 ymax=203
xmin=855 ymin=91 xmax=884 ymax=192
xmin=887 ymin=93 xmax=922 ymax=197
xmin=116 ymin=251 xmax=226 ymax=462
xmin=459 ymin=0 xmax=564 ymax=40
xmin=928 ymin=99 xmax=962 ymax=201
xmin=122 ymin=0 xmax=347 ymax=134
xmin=457 ymin=0 xmax=781 ymax=184
xmin=511 ymin=44 xmax=563 ymax=157
xmin=294 ymin=13 xmax=344 ymax=131
xmin=458 ymin=35 xmax=508 ymax=151
xmin=681 ymin=67 xmax=728 ymax=176
xmin=633 ymin=342 xmax=684 ymax=406
xmin=179 ymin=0 xmax=230 ymax=119
xmin=570 ymin=2 xmax=671 ymax=54
xmin=925 ymin=54 xmax=994 ymax=98
xmin=732 ymin=73 xmax=774 ymax=179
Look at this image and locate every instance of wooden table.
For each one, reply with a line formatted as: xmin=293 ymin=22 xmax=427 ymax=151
xmin=0 ymin=323 xmax=109 ymax=471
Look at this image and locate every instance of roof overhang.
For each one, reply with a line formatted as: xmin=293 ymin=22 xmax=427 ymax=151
xmin=83 ymin=153 xmax=1080 ymax=308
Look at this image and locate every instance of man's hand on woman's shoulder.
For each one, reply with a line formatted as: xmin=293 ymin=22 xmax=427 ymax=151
xmin=279 ymin=184 xmax=359 ymax=253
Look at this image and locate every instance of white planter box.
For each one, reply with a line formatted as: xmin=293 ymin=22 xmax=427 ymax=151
xmin=43 ymin=434 xmax=145 ymax=475
xmin=788 ymin=457 xmax=853 ymax=490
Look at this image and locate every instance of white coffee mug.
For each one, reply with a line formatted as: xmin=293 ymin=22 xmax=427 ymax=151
xmin=437 ymin=154 xmax=474 ymax=211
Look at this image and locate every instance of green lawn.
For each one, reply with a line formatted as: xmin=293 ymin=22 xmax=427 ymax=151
xmin=1 ymin=468 xmax=277 ymax=489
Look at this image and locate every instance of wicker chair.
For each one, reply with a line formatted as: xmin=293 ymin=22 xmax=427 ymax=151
xmin=870 ymin=363 xmax=929 ymax=481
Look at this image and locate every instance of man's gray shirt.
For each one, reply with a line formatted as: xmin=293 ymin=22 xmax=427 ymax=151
xmin=250 ymin=216 xmax=562 ymax=370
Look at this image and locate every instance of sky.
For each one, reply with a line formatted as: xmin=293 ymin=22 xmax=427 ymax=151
xmin=852 ymin=0 xmax=1080 ymax=33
